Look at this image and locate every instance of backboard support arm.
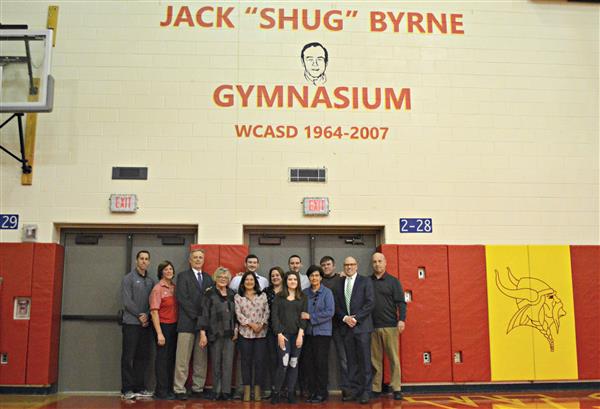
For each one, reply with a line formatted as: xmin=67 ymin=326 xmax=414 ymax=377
xmin=0 ymin=113 xmax=32 ymax=174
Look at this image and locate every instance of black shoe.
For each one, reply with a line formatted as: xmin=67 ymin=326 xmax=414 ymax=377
xmin=371 ymin=391 xmax=382 ymax=398
xmin=359 ymin=392 xmax=370 ymax=404
xmin=204 ymin=391 xmax=217 ymax=400
xmin=270 ymin=392 xmax=280 ymax=404
xmin=342 ymin=391 xmax=356 ymax=402
xmin=288 ymin=395 xmax=297 ymax=404
xmin=222 ymin=393 xmax=232 ymax=400
xmin=306 ymin=393 xmax=316 ymax=403
xmin=190 ymin=390 xmax=204 ymax=399
xmin=311 ymin=395 xmax=326 ymax=403
xmin=393 ymin=391 xmax=403 ymax=400
xmin=165 ymin=393 xmax=176 ymax=400
xmin=174 ymin=393 xmax=188 ymax=401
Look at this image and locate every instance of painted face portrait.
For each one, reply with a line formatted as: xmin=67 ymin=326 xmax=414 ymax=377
xmin=301 ymin=42 xmax=328 ymax=85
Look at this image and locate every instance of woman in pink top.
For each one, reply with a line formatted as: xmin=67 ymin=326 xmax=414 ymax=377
xmin=149 ymin=260 xmax=178 ymax=400
xmin=234 ymin=271 xmax=269 ymax=401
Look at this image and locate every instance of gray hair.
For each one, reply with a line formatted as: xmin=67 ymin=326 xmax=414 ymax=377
xmin=213 ymin=266 xmax=231 ymax=281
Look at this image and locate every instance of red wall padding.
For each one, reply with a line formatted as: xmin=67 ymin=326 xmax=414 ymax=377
xmin=398 ymin=245 xmax=452 ymax=382
xmin=190 ymin=244 xmax=221 ymax=278
xmin=27 ymin=244 xmax=64 ymax=385
xmin=0 ymin=243 xmax=34 ymax=385
xmin=447 ymin=245 xmax=491 ymax=382
xmin=570 ymin=245 xmax=600 ymax=380
xmin=190 ymin=244 xmax=248 ymax=279
xmin=219 ymin=245 xmax=249 ymax=278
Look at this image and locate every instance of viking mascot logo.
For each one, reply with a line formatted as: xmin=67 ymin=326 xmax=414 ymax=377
xmin=495 ymin=267 xmax=566 ymax=352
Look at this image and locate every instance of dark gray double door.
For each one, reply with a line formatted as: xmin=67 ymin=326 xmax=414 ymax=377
xmin=249 ymin=233 xmax=377 ymax=279
xmin=58 ymin=230 xmax=195 ymax=392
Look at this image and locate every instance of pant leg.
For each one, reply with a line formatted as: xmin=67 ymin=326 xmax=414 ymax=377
xmin=138 ymin=327 xmax=154 ymax=393
xmin=343 ymin=332 xmax=360 ymax=395
xmin=355 ymin=332 xmax=373 ymax=395
xmin=191 ymin=332 xmax=207 ymax=392
xmin=221 ymin=337 xmax=235 ymax=394
xmin=332 ymin=327 xmax=350 ymax=390
xmin=210 ymin=337 xmax=224 ymax=395
xmin=297 ymin=334 xmax=309 ymax=394
xmin=370 ymin=328 xmax=384 ymax=393
xmin=253 ymin=337 xmax=268 ymax=387
xmin=285 ymin=334 xmax=303 ymax=393
xmin=130 ymin=324 xmax=151 ymax=392
xmin=265 ymin=331 xmax=277 ymax=390
xmin=121 ymin=324 xmax=141 ymax=393
xmin=314 ymin=336 xmax=331 ymax=397
xmin=238 ymin=336 xmax=253 ymax=385
xmin=165 ymin=324 xmax=178 ymax=393
xmin=381 ymin=327 xmax=402 ymax=391
xmin=274 ymin=336 xmax=291 ymax=393
xmin=303 ymin=335 xmax=317 ymax=395
xmin=173 ymin=332 xmax=195 ymax=394
xmin=154 ymin=324 xmax=169 ymax=396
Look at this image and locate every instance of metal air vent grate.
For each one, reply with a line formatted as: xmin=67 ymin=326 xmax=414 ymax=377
xmin=289 ymin=167 xmax=326 ymax=182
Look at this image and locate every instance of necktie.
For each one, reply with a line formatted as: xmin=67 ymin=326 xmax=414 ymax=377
xmin=344 ymin=276 xmax=352 ymax=313
xmin=197 ymin=272 xmax=203 ymax=287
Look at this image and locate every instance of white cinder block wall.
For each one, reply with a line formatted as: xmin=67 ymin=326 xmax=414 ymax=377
xmin=1 ymin=1 xmax=598 ymax=244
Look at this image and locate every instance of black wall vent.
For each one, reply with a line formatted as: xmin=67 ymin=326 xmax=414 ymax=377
xmin=289 ymin=167 xmax=326 ymax=182
xmin=112 ymin=167 xmax=148 ymax=180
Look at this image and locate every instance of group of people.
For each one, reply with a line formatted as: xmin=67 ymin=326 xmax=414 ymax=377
xmin=120 ymin=249 xmax=407 ymax=404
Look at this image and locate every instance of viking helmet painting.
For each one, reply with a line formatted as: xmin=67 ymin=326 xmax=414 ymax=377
xmin=495 ymin=267 xmax=566 ymax=352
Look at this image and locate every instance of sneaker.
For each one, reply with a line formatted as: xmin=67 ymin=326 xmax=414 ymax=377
xmin=121 ymin=391 xmax=136 ymax=400
xmin=134 ymin=390 xmax=153 ymax=399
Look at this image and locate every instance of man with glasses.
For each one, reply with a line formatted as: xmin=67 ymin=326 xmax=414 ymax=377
xmin=335 ymin=257 xmax=374 ymax=404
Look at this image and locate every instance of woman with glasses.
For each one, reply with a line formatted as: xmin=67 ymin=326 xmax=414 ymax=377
xmin=270 ymin=271 xmax=308 ymax=404
xmin=301 ymin=265 xmax=335 ymax=403
xmin=198 ymin=267 xmax=237 ymax=400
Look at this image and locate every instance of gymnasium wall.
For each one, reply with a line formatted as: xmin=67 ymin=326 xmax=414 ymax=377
xmin=0 ymin=1 xmax=597 ymax=245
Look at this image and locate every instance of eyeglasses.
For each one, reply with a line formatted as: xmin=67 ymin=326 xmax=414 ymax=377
xmin=344 ymin=263 xmax=357 ymax=267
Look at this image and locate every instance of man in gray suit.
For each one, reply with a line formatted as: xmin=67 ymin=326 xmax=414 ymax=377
xmin=173 ymin=248 xmax=214 ymax=400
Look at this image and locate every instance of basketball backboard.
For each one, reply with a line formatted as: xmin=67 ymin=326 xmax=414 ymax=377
xmin=0 ymin=29 xmax=54 ymax=113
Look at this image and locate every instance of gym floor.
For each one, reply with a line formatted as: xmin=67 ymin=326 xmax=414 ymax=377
xmin=0 ymin=390 xmax=599 ymax=409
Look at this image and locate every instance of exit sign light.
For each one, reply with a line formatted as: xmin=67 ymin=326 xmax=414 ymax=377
xmin=303 ymin=197 xmax=330 ymax=216
xmin=110 ymin=194 xmax=138 ymax=213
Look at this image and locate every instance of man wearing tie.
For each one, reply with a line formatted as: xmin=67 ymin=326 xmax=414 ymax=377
xmin=173 ymin=248 xmax=214 ymax=400
xmin=335 ymin=256 xmax=375 ymax=404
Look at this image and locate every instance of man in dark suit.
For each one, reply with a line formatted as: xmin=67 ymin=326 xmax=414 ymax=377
xmin=335 ymin=256 xmax=375 ymax=404
xmin=173 ymin=248 xmax=214 ymax=400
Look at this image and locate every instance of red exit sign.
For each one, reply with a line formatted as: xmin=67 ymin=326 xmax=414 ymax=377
xmin=110 ymin=194 xmax=138 ymax=213
xmin=303 ymin=197 xmax=330 ymax=216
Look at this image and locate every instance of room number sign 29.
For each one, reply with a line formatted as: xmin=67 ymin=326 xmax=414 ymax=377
xmin=0 ymin=214 xmax=19 ymax=230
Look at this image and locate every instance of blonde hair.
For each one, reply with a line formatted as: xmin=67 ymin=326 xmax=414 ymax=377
xmin=213 ymin=266 xmax=231 ymax=281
